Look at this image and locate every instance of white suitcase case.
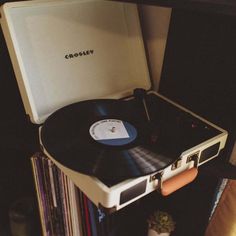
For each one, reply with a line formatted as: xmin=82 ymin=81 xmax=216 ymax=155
xmin=0 ymin=0 xmax=228 ymax=212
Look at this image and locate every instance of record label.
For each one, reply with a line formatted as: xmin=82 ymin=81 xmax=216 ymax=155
xmin=89 ymin=119 xmax=137 ymax=146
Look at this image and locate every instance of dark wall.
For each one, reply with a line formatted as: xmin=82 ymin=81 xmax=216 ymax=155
xmin=0 ymin=11 xmax=39 ymax=228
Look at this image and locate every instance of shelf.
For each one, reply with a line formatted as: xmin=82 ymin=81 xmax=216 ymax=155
xmin=114 ymin=0 xmax=236 ymax=15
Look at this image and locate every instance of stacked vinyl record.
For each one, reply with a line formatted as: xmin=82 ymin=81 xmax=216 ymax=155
xmin=31 ymin=153 xmax=113 ymax=236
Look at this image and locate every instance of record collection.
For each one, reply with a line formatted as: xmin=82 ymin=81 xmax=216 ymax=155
xmin=31 ymin=153 xmax=111 ymax=236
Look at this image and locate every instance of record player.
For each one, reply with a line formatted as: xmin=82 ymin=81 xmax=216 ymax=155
xmin=0 ymin=0 xmax=228 ymax=212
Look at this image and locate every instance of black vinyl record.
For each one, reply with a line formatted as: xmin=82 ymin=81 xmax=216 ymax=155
xmin=40 ymin=99 xmax=179 ymax=181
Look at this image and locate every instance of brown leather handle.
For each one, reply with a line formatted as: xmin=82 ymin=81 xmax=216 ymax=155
xmin=161 ymin=168 xmax=198 ymax=196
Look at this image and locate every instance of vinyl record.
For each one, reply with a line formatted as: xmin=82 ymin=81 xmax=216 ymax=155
xmin=40 ymin=99 xmax=179 ymax=181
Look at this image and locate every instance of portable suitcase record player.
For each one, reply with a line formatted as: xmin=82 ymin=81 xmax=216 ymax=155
xmin=0 ymin=0 xmax=228 ymax=212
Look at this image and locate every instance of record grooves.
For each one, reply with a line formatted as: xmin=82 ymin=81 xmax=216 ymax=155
xmin=40 ymin=99 xmax=177 ymax=181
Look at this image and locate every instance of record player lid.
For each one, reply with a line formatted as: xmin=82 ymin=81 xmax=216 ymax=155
xmin=1 ymin=0 xmax=151 ymax=124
